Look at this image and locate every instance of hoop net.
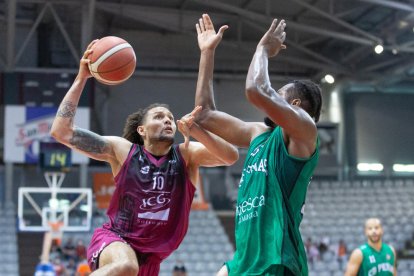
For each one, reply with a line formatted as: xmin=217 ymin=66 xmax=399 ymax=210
xmin=48 ymin=221 xmax=64 ymax=245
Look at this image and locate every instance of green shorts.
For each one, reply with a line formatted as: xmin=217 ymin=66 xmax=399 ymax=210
xmin=225 ymin=263 xmax=295 ymax=276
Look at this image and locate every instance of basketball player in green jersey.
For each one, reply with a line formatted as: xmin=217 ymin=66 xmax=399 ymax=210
xmin=194 ymin=14 xmax=322 ymax=275
xmin=345 ymin=218 xmax=397 ymax=276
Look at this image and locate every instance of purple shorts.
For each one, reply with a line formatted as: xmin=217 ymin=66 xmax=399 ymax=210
xmin=87 ymin=227 xmax=161 ymax=276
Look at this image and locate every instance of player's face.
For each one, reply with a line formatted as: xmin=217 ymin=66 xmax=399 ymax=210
xmin=142 ymin=107 xmax=176 ymax=144
xmin=365 ymin=220 xmax=383 ymax=244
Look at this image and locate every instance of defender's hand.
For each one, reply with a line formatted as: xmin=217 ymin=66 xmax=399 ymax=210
xmin=177 ymin=106 xmax=202 ymax=149
xmin=196 ymin=14 xmax=228 ymax=52
xmin=257 ymin=19 xmax=286 ymax=57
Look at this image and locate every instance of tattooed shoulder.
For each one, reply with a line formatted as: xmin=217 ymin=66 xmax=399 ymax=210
xmin=69 ymin=128 xmax=110 ymax=154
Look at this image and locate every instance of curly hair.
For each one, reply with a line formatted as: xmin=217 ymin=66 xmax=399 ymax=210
xmin=264 ymin=79 xmax=322 ymax=128
xmin=287 ymin=79 xmax=323 ymax=123
xmin=122 ymin=103 xmax=170 ymax=145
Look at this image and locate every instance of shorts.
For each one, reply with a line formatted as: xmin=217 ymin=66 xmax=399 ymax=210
xmin=225 ymin=262 xmax=295 ymax=276
xmin=87 ymin=227 xmax=161 ymax=276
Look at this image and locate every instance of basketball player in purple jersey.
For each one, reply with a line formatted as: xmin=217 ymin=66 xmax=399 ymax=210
xmin=50 ymin=40 xmax=239 ymax=276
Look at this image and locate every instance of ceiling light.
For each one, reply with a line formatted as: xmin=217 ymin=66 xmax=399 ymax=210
xmin=399 ymin=21 xmax=408 ymax=28
xmin=324 ymin=74 xmax=335 ymax=84
xmin=392 ymin=48 xmax=398 ymax=55
xmin=357 ymin=163 xmax=384 ymax=172
xmin=393 ymin=164 xmax=414 ymax=173
xmin=374 ymin=44 xmax=384 ymax=54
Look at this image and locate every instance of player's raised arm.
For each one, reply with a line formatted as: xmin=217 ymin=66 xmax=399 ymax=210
xmin=177 ymin=106 xmax=239 ymax=167
xmin=245 ymin=19 xmax=321 ymax=157
xmin=194 ymin=14 xmax=263 ymax=148
xmin=50 ymin=40 xmax=130 ymax=168
xmin=344 ymin=249 xmax=363 ymax=276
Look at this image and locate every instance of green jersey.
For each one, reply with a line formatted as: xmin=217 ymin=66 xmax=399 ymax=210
xmin=358 ymin=243 xmax=395 ymax=276
xmin=226 ymin=127 xmax=319 ymax=275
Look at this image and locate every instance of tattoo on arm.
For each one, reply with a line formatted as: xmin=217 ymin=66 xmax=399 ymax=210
xmin=57 ymin=101 xmax=77 ymax=118
xmin=69 ymin=128 xmax=109 ymax=154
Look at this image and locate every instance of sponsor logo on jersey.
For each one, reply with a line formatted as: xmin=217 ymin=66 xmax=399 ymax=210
xmin=244 ymin=159 xmax=268 ymax=175
xmin=236 ymin=195 xmax=265 ymax=224
xmin=140 ymin=193 xmax=171 ymax=210
xmin=138 ymin=208 xmax=170 ymax=221
xmin=91 ymin=242 xmax=107 ymax=264
xmin=367 ymin=263 xmax=394 ymax=275
xmin=140 ymin=165 xmax=150 ymax=174
xmin=251 ymin=144 xmax=264 ymax=157
xmin=239 ymin=158 xmax=268 ymax=187
xmin=138 ymin=174 xmax=172 ymax=221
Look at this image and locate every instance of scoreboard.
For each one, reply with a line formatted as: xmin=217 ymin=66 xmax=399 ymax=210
xmin=39 ymin=142 xmax=72 ymax=171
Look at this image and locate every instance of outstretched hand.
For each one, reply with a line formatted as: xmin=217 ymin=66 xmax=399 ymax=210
xmin=177 ymin=106 xmax=203 ymax=149
xmin=78 ymin=39 xmax=99 ymax=79
xmin=257 ymin=19 xmax=286 ymax=57
xmin=196 ymin=14 xmax=228 ymax=52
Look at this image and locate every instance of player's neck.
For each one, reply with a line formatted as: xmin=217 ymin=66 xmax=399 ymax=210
xmin=143 ymin=143 xmax=171 ymax=157
xmin=368 ymin=240 xmax=382 ymax=251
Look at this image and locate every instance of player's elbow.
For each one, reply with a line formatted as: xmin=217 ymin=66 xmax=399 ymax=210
xmin=245 ymin=81 xmax=258 ymax=95
xmin=50 ymin=126 xmax=61 ymax=141
xmin=222 ymin=148 xmax=239 ymax=166
xmin=50 ymin=124 xmax=71 ymax=144
xmin=50 ymin=130 xmax=65 ymax=145
xmin=245 ymin=85 xmax=262 ymax=106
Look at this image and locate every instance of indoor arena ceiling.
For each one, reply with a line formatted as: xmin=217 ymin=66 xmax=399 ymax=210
xmin=1 ymin=0 xmax=414 ymax=90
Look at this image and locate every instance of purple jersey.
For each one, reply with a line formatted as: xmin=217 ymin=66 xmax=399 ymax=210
xmin=92 ymin=144 xmax=195 ymax=265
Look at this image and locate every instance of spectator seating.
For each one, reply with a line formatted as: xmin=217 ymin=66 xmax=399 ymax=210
xmin=302 ymin=179 xmax=414 ymax=275
xmin=0 ymin=202 xmax=19 ymax=276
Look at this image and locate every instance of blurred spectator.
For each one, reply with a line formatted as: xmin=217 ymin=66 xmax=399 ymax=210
xmin=305 ymin=237 xmax=312 ymax=254
xmin=75 ymin=239 xmax=87 ymax=261
xmin=76 ymin=260 xmax=91 ymax=276
xmin=34 ymin=262 xmax=55 ymax=276
xmin=49 ymin=241 xmax=63 ymax=262
xmin=65 ymin=258 xmax=77 ymax=276
xmin=52 ymin=258 xmax=65 ymax=276
xmin=337 ymin=239 xmax=348 ymax=269
xmin=319 ymin=235 xmax=330 ymax=257
xmin=62 ymin=238 xmax=76 ymax=261
xmin=308 ymin=241 xmax=320 ymax=266
xmin=172 ymin=260 xmax=187 ymax=276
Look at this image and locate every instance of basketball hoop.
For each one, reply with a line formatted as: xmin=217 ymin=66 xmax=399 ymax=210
xmin=48 ymin=221 xmax=63 ymax=246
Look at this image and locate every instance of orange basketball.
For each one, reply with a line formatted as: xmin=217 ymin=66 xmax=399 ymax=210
xmin=88 ymin=36 xmax=136 ymax=85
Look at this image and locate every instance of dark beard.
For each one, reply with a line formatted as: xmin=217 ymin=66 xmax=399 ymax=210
xmin=264 ymin=117 xmax=277 ymax=128
xmin=153 ymin=135 xmax=174 ymax=145
xmin=368 ymin=236 xmax=381 ymax=244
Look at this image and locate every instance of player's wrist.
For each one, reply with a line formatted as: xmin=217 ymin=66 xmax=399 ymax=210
xmin=200 ymin=48 xmax=216 ymax=54
xmin=75 ymin=73 xmax=89 ymax=82
xmin=255 ymin=45 xmax=270 ymax=57
xmin=187 ymin=123 xmax=199 ymax=136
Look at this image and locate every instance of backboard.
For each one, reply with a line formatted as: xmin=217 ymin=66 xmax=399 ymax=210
xmin=18 ymin=186 xmax=92 ymax=232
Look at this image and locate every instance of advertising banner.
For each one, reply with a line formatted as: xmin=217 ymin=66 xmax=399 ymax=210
xmin=4 ymin=105 xmax=90 ymax=164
